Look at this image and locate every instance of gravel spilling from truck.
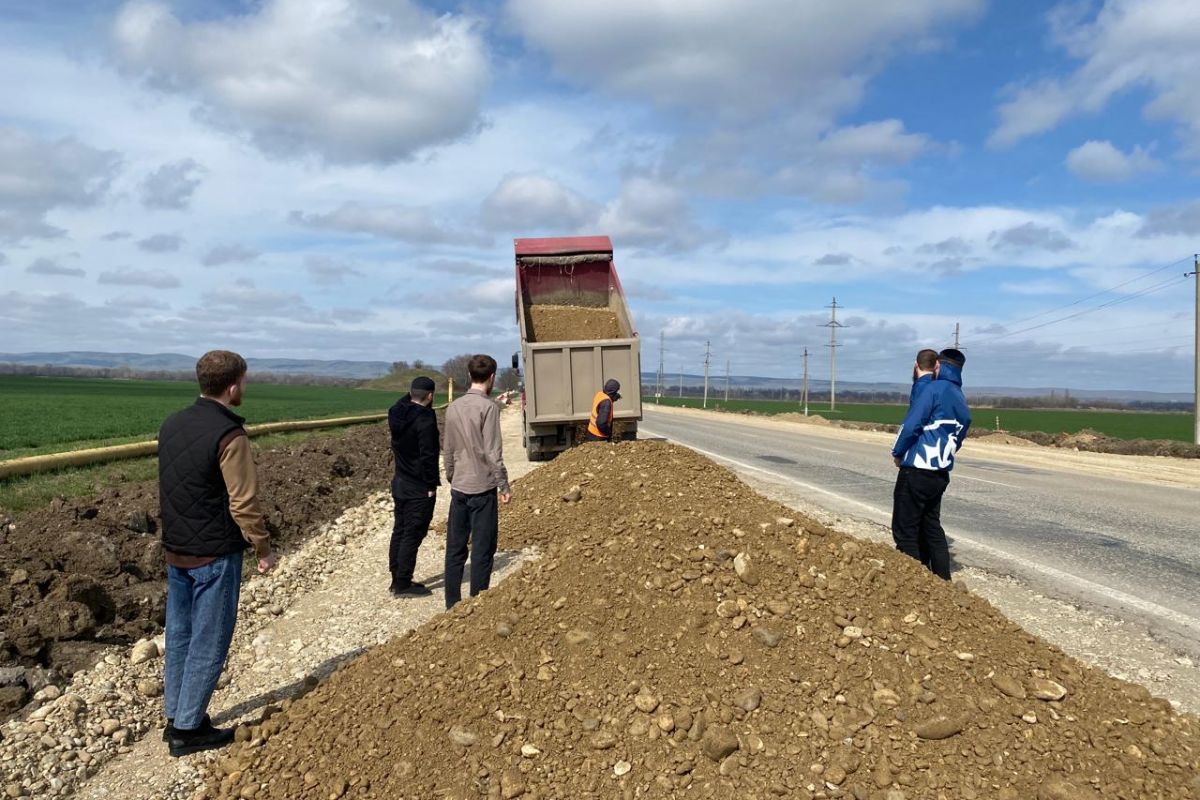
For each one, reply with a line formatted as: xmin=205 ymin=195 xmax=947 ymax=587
xmin=205 ymin=440 xmax=1198 ymax=800
xmin=527 ymin=304 xmax=622 ymax=343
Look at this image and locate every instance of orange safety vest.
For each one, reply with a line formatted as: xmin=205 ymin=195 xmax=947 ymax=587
xmin=587 ymin=391 xmax=613 ymax=439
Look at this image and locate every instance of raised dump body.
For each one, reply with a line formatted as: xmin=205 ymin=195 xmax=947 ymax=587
xmin=514 ymin=236 xmax=642 ymax=460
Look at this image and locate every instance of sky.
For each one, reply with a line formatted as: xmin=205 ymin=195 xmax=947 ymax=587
xmin=1 ymin=0 xmax=1199 ymax=391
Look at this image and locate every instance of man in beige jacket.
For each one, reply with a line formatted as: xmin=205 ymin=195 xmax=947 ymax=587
xmin=442 ymin=354 xmax=511 ymax=608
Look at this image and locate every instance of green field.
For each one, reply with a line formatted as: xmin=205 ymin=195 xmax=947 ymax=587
xmin=0 ymin=376 xmax=412 ymax=458
xmin=645 ymin=396 xmax=1192 ymax=442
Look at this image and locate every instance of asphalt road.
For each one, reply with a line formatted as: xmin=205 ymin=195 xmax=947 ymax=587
xmin=641 ymin=408 xmax=1200 ymax=652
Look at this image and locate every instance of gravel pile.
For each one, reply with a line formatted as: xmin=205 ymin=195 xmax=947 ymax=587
xmin=203 ymin=440 xmax=1199 ymax=799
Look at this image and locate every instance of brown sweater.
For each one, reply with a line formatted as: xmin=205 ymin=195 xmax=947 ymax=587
xmin=443 ymin=389 xmax=510 ymax=495
xmin=164 ymin=431 xmax=271 ymax=568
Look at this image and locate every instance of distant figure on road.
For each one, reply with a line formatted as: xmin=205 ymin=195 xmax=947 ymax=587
xmin=387 ymin=376 xmax=440 ymax=597
xmin=443 ymin=355 xmax=511 ymax=609
xmin=890 ymin=348 xmax=972 ymax=580
xmin=585 ymin=379 xmax=622 ymax=442
xmin=157 ymin=350 xmax=276 ymax=757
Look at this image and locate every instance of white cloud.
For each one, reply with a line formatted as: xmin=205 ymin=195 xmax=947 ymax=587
xmin=1065 ymin=140 xmax=1161 ymax=182
xmin=1137 ymin=200 xmax=1200 ymax=237
xmin=141 ymin=158 xmax=205 ymax=209
xmin=817 ymin=120 xmax=931 ymax=164
xmin=97 ymin=268 xmax=181 ymax=288
xmin=508 ymin=0 xmax=977 ymax=200
xmin=596 ymin=177 xmax=725 ymax=251
xmin=990 ymin=0 xmax=1200 ymax=153
xmin=306 ymin=256 xmax=365 ymax=286
xmin=0 ymin=126 xmax=121 ymax=242
xmin=999 ymin=278 xmax=1076 ymax=296
xmin=202 ymin=243 xmax=260 ymax=267
xmin=508 ymin=0 xmax=981 ymax=119
xmin=26 ymin=257 xmax=85 ymax=278
xmin=988 ymin=222 xmax=1075 ymax=253
xmin=292 ymin=203 xmax=491 ymax=247
xmin=112 ymin=0 xmax=490 ymax=164
xmin=136 ymin=232 xmax=183 ymax=252
xmin=480 ymin=174 xmax=596 ymax=232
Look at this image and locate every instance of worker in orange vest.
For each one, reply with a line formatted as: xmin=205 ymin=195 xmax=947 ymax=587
xmin=585 ymin=379 xmax=621 ymax=442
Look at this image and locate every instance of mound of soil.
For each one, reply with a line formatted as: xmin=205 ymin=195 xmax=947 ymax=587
xmin=0 ymin=423 xmax=392 ymax=712
xmin=972 ymin=433 xmax=1035 ymax=447
xmin=528 ymin=305 xmax=622 ymax=342
xmin=207 ymin=441 xmax=1197 ymax=800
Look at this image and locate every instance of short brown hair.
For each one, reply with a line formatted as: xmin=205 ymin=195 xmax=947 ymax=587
xmin=468 ymin=354 xmax=497 ymax=384
xmin=196 ymin=350 xmax=247 ymax=396
xmin=916 ymin=349 xmax=938 ymax=371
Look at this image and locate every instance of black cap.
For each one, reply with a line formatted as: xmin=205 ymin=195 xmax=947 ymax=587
xmin=938 ymin=348 xmax=966 ymax=368
xmin=411 ymin=376 xmax=436 ymax=393
xmin=603 ymin=379 xmax=621 ymax=395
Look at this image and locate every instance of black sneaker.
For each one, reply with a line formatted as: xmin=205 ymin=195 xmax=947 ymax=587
xmin=168 ymin=719 xmax=235 ymax=758
xmin=391 ymin=581 xmax=432 ymax=597
xmin=163 ymin=714 xmax=211 ymax=742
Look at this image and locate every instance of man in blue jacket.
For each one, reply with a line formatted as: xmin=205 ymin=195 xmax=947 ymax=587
xmin=910 ymin=349 xmax=938 ymax=403
xmin=907 ymin=348 xmax=939 ymax=569
xmin=890 ymin=348 xmax=971 ymax=580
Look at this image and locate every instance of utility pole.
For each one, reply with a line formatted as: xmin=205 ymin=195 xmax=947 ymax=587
xmin=1191 ymin=255 xmax=1199 ymax=445
xmin=679 ymin=367 xmax=683 ymax=399
xmin=702 ymin=340 xmax=712 ymax=409
xmin=724 ymin=359 xmax=731 ymax=402
xmin=821 ymin=297 xmax=846 ymax=412
xmin=953 ymin=322 xmax=961 ymax=350
xmin=802 ymin=347 xmax=809 ymax=416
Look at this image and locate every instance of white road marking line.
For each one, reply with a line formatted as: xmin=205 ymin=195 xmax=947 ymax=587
xmin=953 ymin=473 xmax=1018 ymax=488
xmin=642 ymin=426 xmax=1200 ymax=635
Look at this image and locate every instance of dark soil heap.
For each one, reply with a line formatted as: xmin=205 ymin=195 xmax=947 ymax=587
xmin=528 ymin=305 xmax=622 ymax=342
xmin=207 ymin=441 xmax=1198 ymax=800
xmin=0 ymin=423 xmax=393 ymax=713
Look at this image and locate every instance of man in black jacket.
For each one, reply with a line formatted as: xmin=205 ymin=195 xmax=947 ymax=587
xmin=387 ymin=376 xmax=440 ymax=596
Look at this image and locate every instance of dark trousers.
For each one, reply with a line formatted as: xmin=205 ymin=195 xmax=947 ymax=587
xmin=445 ymin=489 xmax=498 ymax=608
xmin=390 ymin=495 xmax=436 ymax=587
xmin=891 ymin=467 xmax=952 ymax=580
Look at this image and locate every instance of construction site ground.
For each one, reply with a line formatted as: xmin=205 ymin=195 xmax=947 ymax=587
xmin=4 ymin=407 xmax=1196 ymax=799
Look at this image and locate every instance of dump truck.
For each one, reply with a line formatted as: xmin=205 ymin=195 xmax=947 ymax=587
xmin=513 ymin=236 xmax=642 ymax=461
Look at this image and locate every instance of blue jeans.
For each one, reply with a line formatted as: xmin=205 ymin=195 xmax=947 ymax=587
xmin=164 ymin=552 xmax=243 ymax=730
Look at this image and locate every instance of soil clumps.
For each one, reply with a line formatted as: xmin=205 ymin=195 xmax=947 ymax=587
xmin=528 ymin=305 xmax=622 ymax=342
xmin=0 ymin=423 xmax=392 ymax=714
xmin=206 ymin=440 xmax=1198 ymax=799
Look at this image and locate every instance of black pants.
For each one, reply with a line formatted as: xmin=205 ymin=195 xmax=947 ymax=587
xmin=445 ymin=489 xmax=498 ymax=608
xmin=891 ymin=467 xmax=952 ymax=580
xmin=390 ymin=495 xmax=435 ymax=587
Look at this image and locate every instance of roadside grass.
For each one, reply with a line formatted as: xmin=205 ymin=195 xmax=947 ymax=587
xmin=0 ymin=423 xmax=388 ymax=517
xmin=0 ymin=376 xmax=430 ymax=458
xmin=644 ymin=396 xmax=1191 ymax=442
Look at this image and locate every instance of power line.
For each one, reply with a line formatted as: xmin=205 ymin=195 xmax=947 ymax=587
xmin=979 ymin=274 xmax=1189 ymax=343
xmin=984 ymin=255 xmax=1193 ymax=334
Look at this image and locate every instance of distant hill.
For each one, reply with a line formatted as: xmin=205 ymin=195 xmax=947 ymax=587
xmin=363 ymin=367 xmax=450 ymax=393
xmin=0 ymin=351 xmax=392 ymax=380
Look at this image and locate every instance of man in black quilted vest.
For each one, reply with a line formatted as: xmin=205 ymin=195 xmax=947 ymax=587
xmin=158 ymin=350 xmax=275 ymax=757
